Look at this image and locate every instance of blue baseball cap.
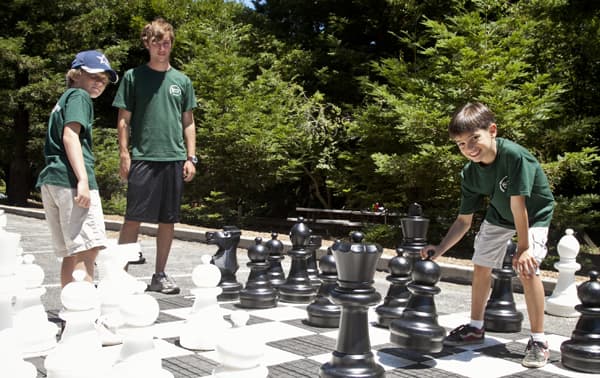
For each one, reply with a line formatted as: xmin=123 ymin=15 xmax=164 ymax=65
xmin=71 ymin=50 xmax=118 ymax=83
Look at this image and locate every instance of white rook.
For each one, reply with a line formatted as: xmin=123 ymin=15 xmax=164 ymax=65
xmin=546 ymin=229 xmax=581 ymax=317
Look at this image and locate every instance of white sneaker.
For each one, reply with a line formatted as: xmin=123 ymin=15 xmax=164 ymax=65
xmin=95 ymin=319 xmax=122 ymax=346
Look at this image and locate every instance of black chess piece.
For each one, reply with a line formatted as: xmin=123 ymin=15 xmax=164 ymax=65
xmin=305 ymin=246 xmax=341 ymax=328
xmin=374 ymin=254 xmax=412 ymax=328
xmin=389 ymin=250 xmax=446 ymax=353
xmin=397 ymin=203 xmax=430 ymax=270
xmin=561 ymin=270 xmax=600 ymax=373
xmin=319 ymin=232 xmax=385 ymax=378
xmin=265 ymin=232 xmax=286 ymax=288
xmin=484 ymin=240 xmax=523 ymax=332
xmin=238 ymin=237 xmax=278 ymax=309
xmin=278 ymin=218 xmax=317 ymax=303
xmin=306 ymin=235 xmax=323 ymax=288
xmin=206 ymin=226 xmax=242 ymax=301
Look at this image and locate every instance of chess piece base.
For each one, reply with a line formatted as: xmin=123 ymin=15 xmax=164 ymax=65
xmin=319 ymin=351 xmax=385 ymax=378
xmin=561 ymin=340 xmax=600 ymax=374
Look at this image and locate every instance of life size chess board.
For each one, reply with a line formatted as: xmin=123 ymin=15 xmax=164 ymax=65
xmin=26 ymin=296 xmax=591 ymax=378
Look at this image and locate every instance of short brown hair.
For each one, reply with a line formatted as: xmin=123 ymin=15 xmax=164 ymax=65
xmin=141 ymin=17 xmax=175 ymax=46
xmin=65 ymin=68 xmax=83 ymax=88
xmin=448 ymin=102 xmax=496 ymax=138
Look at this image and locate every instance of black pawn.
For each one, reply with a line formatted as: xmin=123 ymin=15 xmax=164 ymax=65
xmin=238 ymin=237 xmax=278 ymax=309
xmin=307 ymin=235 xmax=323 ymax=288
xmin=265 ymin=232 xmax=286 ymax=288
xmin=305 ymin=246 xmax=341 ymax=328
xmin=319 ymin=232 xmax=385 ymax=378
xmin=279 ymin=217 xmax=317 ymax=303
xmin=561 ymin=270 xmax=600 ymax=373
xmin=484 ymin=240 xmax=523 ymax=332
xmin=389 ymin=251 xmax=446 ymax=353
xmin=206 ymin=226 xmax=242 ymax=301
xmin=375 ymin=254 xmax=412 ymax=328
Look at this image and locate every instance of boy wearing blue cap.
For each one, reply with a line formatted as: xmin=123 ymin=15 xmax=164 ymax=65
xmin=37 ymin=50 xmax=118 ymax=288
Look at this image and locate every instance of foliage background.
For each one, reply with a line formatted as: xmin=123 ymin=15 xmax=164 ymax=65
xmin=1 ymin=0 xmax=598 ymax=269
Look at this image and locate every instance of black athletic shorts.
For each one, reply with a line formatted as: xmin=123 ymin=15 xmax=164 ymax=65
xmin=125 ymin=160 xmax=184 ymax=223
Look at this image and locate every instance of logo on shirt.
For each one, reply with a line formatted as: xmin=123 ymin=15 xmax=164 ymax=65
xmin=51 ymin=103 xmax=61 ymax=114
xmin=499 ymin=176 xmax=509 ymax=192
xmin=169 ymin=85 xmax=182 ymax=96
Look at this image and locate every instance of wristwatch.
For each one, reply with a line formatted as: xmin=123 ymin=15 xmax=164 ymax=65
xmin=187 ymin=155 xmax=198 ymax=165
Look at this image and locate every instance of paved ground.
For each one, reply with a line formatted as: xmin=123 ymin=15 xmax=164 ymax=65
xmin=0 ymin=205 xmax=590 ymax=377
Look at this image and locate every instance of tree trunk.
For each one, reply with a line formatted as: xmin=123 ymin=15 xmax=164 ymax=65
xmin=7 ymin=70 xmax=31 ymax=206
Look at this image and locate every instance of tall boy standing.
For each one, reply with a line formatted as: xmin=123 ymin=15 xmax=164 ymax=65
xmin=421 ymin=102 xmax=555 ymax=368
xmin=112 ymin=18 xmax=197 ymax=294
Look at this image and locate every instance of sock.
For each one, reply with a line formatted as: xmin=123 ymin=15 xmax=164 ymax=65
xmin=470 ymin=319 xmax=484 ymax=330
xmin=531 ymin=333 xmax=546 ymax=343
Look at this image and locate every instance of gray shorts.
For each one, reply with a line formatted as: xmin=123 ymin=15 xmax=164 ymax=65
xmin=41 ymin=184 xmax=106 ymax=258
xmin=472 ymin=220 xmax=548 ymax=269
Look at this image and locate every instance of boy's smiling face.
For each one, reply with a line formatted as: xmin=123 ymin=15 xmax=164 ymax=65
xmin=453 ymin=123 xmax=498 ymax=165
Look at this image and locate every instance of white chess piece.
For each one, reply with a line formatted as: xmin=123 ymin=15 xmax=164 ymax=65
xmin=119 ymin=283 xmax=160 ymax=328
xmin=97 ymin=241 xmax=145 ymax=329
xmin=109 ymin=333 xmax=174 ymax=378
xmin=0 ymin=328 xmax=37 ymax=378
xmin=546 ymin=228 xmax=581 ymax=317
xmin=0 ymin=230 xmax=21 ymax=331
xmin=212 ymin=309 xmax=267 ymax=378
xmin=45 ymin=270 xmax=111 ymax=378
xmin=179 ymin=254 xmax=231 ymax=350
xmin=13 ymin=254 xmax=58 ymax=354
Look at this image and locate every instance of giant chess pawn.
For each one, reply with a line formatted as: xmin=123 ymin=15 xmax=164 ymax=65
xmin=180 ymin=254 xmax=230 ymax=351
xmin=110 ymin=333 xmax=174 ymax=378
xmin=389 ymin=250 xmax=445 ymax=353
xmin=306 ymin=235 xmax=323 ymax=288
xmin=374 ymin=254 xmax=412 ymax=328
xmin=546 ymin=229 xmax=581 ymax=317
xmin=278 ymin=218 xmax=317 ymax=303
xmin=484 ymin=240 xmax=523 ymax=332
xmin=13 ymin=254 xmax=59 ymax=354
xmin=306 ymin=246 xmax=341 ymax=328
xmin=0 ymin=328 xmax=37 ymax=378
xmin=561 ymin=270 xmax=600 ymax=373
xmin=319 ymin=232 xmax=385 ymax=378
xmin=206 ymin=226 xmax=243 ymax=301
xmin=45 ymin=270 xmax=111 ymax=378
xmin=238 ymin=238 xmax=278 ymax=309
xmin=265 ymin=232 xmax=286 ymax=288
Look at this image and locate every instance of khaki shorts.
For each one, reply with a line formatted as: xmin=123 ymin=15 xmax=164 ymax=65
xmin=472 ymin=220 xmax=548 ymax=270
xmin=41 ymin=184 xmax=106 ymax=258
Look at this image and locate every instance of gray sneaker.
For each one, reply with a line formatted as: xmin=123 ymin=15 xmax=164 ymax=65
xmin=147 ymin=272 xmax=180 ymax=295
xmin=522 ymin=337 xmax=549 ymax=368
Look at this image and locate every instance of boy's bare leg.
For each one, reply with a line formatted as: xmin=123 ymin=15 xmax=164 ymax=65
xmin=471 ymin=264 xmax=493 ymax=322
xmin=520 ymin=274 xmax=546 ymax=333
xmin=118 ymin=220 xmax=141 ymax=244
xmin=60 ymin=247 xmax=100 ymax=287
xmin=156 ymin=223 xmax=174 ymax=273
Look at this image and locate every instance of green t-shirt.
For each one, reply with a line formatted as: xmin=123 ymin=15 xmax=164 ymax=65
xmin=112 ymin=65 xmax=197 ymax=161
xmin=36 ymin=88 xmax=98 ymax=190
xmin=459 ymin=138 xmax=554 ymax=228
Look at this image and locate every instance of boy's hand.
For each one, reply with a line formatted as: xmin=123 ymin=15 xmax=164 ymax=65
xmin=513 ymin=248 xmax=538 ymax=279
xmin=74 ymin=180 xmax=91 ymax=208
xmin=183 ymin=160 xmax=196 ymax=182
xmin=420 ymin=245 xmax=441 ymax=260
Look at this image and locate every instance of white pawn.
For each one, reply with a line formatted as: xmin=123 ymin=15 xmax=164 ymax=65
xmin=0 ymin=328 xmax=37 ymax=378
xmin=109 ymin=334 xmax=174 ymax=378
xmin=45 ymin=270 xmax=111 ymax=378
xmin=179 ymin=254 xmax=230 ymax=350
xmin=212 ymin=310 xmax=267 ymax=378
xmin=13 ymin=254 xmax=59 ymax=354
xmin=119 ymin=283 xmax=160 ymax=329
xmin=546 ymin=228 xmax=581 ymax=317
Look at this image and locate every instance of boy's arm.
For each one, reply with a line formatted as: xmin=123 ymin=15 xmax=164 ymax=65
xmin=63 ymin=122 xmax=90 ymax=208
xmin=117 ymin=108 xmax=132 ymax=181
xmin=510 ymin=195 xmax=537 ymax=277
xmin=182 ymin=110 xmax=196 ymax=182
xmin=421 ymin=213 xmax=473 ymax=259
